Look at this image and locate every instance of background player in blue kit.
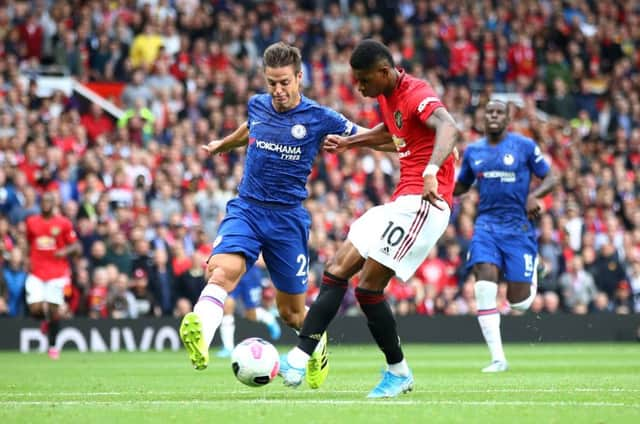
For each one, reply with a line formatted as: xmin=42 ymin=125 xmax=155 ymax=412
xmin=216 ymin=263 xmax=281 ymax=358
xmin=454 ymin=100 xmax=557 ymax=372
xmin=179 ymin=42 xmax=383 ymax=384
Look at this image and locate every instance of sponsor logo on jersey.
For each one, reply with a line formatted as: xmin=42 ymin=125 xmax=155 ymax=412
xmin=392 ymin=135 xmax=406 ymax=149
xmin=394 ymin=110 xmax=403 ymax=129
xmin=291 ymin=124 xmax=307 ymax=139
xmin=478 ymin=170 xmax=516 ymax=182
xmin=503 ymin=154 xmax=515 ymax=166
xmin=35 ymin=236 xmax=56 ymax=250
xmin=255 ymin=140 xmax=302 ymax=155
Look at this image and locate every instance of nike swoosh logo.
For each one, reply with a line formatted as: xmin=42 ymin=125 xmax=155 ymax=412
xmin=301 ymin=279 xmax=308 ymax=285
xmin=474 ymin=160 xmax=483 ymax=165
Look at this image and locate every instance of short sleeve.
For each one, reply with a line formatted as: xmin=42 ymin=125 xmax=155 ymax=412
xmin=525 ymin=138 xmax=550 ymax=178
xmin=324 ymin=107 xmax=357 ymax=136
xmin=246 ymin=96 xmax=257 ymax=129
xmin=64 ymin=219 xmax=78 ymax=244
xmin=407 ymin=84 xmax=445 ymax=123
xmin=457 ymin=148 xmax=476 ymax=186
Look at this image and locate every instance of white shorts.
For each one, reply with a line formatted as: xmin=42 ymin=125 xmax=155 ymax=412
xmin=348 ymin=195 xmax=450 ymax=281
xmin=25 ymin=274 xmax=69 ymax=305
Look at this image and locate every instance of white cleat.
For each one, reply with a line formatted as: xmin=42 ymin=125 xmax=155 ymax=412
xmin=482 ymin=360 xmax=509 ymax=373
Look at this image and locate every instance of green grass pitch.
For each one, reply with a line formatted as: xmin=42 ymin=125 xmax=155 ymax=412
xmin=1 ymin=343 xmax=639 ymax=423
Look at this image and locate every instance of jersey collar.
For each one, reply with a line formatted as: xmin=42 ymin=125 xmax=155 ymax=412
xmin=395 ymin=68 xmax=406 ymax=89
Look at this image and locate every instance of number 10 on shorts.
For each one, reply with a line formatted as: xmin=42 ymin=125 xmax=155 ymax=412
xmin=381 ymin=221 xmax=406 ymax=246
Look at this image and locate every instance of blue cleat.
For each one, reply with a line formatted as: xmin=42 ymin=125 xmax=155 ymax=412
xmin=367 ymin=370 xmax=414 ymax=398
xmin=216 ymin=348 xmax=232 ymax=358
xmin=267 ymin=320 xmax=282 ymax=340
xmin=278 ymin=354 xmax=305 ymax=387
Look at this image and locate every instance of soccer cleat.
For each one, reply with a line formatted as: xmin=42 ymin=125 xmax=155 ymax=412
xmin=367 ymin=370 xmax=414 ymax=398
xmin=47 ymin=347 xmax=60 ymax=360
xmin=267 ymin=320 xmax=282 ymax=340
xmin=482 ymin=360 xmax=509 ymax=373
xmin=306 ymin=332 xmax=329 ymax=389
xmin=278 ymin=354 xmax=305 ymax=387
xmin=180 ymin=312 xmax=209 ymax=370
xmin=216 ymin=347 xmax=232 ymax=358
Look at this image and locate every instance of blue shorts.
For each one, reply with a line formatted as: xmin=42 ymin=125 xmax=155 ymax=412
xmin=230 ymin=265 xmax=263 ymax=309
xmin=467 ymin=227 xmax=538 ymax=283
xmin=212 ymin=197 xmax=311 ymax=295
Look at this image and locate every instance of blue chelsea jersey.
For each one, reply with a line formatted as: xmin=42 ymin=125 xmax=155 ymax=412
xmin=457 ymin=132 xmax=550 ymax=232
xmin=238 ymin=94 xmax=356 ymax=206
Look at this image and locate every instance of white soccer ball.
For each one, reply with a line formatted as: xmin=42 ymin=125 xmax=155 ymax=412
xmin=231 ymin=337 xmax=280 ymax=387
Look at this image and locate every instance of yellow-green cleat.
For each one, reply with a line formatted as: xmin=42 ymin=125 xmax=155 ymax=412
xmin=306 ymin=332 xmax=329 ymax=389
xmin=180 ymin=312 xmax=209 ymax=370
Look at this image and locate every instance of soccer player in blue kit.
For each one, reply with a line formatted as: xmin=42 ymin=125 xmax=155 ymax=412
xmin=216 ymin=264 xmax=281 ymax=358
xmin=454 ymin=100 xmax=557 ymax=372
xmin=179 ymin=42 xmax=384 ymax=383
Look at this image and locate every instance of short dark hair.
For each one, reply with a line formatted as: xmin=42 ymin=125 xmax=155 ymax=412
xmin=349 ymin=39 xmax=395 ymax=71
xmin=263 ymin=42 xmax=302 ymax=73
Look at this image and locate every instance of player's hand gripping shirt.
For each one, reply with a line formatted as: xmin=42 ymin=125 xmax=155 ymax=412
xmin=239 ymin=94 xmax=356 ymax=206
xmin=376 ymin=70 xmax=456 ymax=206
xmin=457 ymin=132 xmax=551 ymax=233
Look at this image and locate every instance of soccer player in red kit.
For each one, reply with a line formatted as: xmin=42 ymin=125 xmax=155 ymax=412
xmin=279 ymin=39 xmax=459 ymax=397
xmin=25 ymin=192 xmax=81 ymax=359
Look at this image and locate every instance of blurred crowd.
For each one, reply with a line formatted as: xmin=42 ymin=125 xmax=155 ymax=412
xmin=0 ymin=0 xmax=639 ymax=320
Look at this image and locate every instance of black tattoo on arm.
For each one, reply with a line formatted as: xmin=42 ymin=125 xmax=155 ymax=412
xmin=424 ymin=107 xmax=461 ymax=167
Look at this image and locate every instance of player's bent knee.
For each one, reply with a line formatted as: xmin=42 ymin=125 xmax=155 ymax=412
xmin=206 ymin=267 xmax=238 ymax=292
xmin=509 ymin=285 xmax=537 ymax=312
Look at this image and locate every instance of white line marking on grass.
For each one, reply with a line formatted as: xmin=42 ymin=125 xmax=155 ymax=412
xmin=2 ymin=400 xmax=639 ymax=408
xmin=3 ymin=387 xmax=640 ymax=397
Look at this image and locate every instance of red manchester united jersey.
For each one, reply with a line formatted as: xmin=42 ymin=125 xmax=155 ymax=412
xmin=377 ymin=70 xmax=455 ymax=206
xmin=26 ymin=214 xmax=78 ymax=280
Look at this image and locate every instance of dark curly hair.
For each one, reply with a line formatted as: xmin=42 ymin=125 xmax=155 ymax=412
xmin=349 ymin=39 xmax=395 ymax=71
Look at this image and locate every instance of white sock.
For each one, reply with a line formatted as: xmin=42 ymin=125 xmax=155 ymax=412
xmin=193 ymin=284 xmax=228 ymax=348
xmin=255 ymin=307 xmax=276 ymax=325
xmin=475 ymin=280 xmax=506 ymax=363
xmin=287 ymin=347 xmax=310 ymax=369
xmin=388 ymin=359 xmax=410 ymax=377
xmin=219 ymin=314 xmax=235 ymax=351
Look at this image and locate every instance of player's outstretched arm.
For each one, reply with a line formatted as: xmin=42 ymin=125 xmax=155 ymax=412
xmin=202 ymin=121 xmax=250 ymax=155
xmin=324 ymin=123 xmax=392 ymax=153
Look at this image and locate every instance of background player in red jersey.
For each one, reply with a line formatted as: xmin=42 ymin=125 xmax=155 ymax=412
xmin=25 ymin=192 xmax=81 ymax=359
xmin=280 ymin=39 xmax=459 ymax=397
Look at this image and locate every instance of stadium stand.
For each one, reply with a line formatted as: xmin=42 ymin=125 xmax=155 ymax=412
xmin=0 ymin=0 xmax=638 ymax=319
